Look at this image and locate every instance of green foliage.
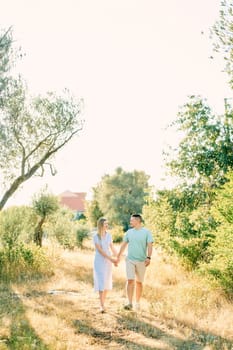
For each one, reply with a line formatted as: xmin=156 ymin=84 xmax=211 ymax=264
xmin=199 ymin=224 xmax=233 ymax=294
xmin=143 ymin=189 xmax=217 ymax=267
xmin=0 ymin=28 xmax=84 ymax=210
xmin=0 ymin=27 xmax=22 ymax=105
xmin=211 ymin=172 xmax=233 ymax=225
xmin=144 ymin=1 xmax=233 ymax=293
xmin=166 ymin=95 xmax=233 ymax=188
xmin=76 ymin=220 xmax=89 ymax=248
xmin=199 ymin=172 xmax=233 ymax=294
xmin=89 ymin=167 xmax=150 ymax=231
xmin=45 ymin=207 xmax=77 ymax=249
xmin=211 ymin=0 xmax=233 ymax=87
xmin=171 ymin=206 xmax=216 ymax=267
xmin=32 ymin=192 xmax=59 ymax=218
xmin=144 ymin=171 xmax=233 ymax=292
xmin=189 ymin=205 xmax=217 ymax=234
xmin=171 ymin=237 xmax=210 ymax=269
xmin=0 ymin=242 xmax=51 ymax=281
xmin=160 ymin=84 xmax=232 ymax=285
xmin=74 ymin=212 xmax=86 ymax=221
xmin=32 ymin=191 xmax=59 ymax=246
xmin=45 ymin=207 xmax=90 ymax=249
xmin=143 ymin=194 xmax=176 ymax=251
xmin=0 ymin=205 xmax=36 ymax=247
xmin=85 ymin=191 xmax=103 ymax=227
xmin=110 ymin=225 xmax=124 ymax=243
xmin=0 ymin=28 xmax=12 ymax=77
xmin=0 ymin=205 xmax=52 ymax=281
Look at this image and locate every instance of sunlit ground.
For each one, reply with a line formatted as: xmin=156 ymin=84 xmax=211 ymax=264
xmin=0 ymin=240 xmax=232 ymax=350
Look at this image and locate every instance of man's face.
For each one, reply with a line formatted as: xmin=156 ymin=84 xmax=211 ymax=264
xmin=130 ymin=216 xmax=139 ymax=227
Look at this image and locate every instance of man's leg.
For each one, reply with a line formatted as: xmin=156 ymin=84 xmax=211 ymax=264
xmin=135 ymin=281 xmax=143 ymax=303
xmin=135 ymin=262 xmax=146 ymax=310
xmin=126 ymin=279 xmax=135 ymax=305
xmin=124 ymin=259 xmax=136 ymax=309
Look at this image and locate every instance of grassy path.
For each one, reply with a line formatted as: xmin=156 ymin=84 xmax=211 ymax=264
xmin=0 ymin=245 xmax=232 ymax=349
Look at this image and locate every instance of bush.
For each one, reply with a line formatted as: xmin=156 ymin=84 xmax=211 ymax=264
xmin=0 ymin=206 xmax=36 ymax=246
xmin=110 ymin=225 xmax=124 ymax=243
xmin=171 ymin=236 xmax=212 ymax=269
xmin=45 ymin=208 xmax=77 ymax=249
xmin=199 ymin=225 xmax=233 ymax=295
xmin=0 ymin=242 xmax=53 ymax=281
xmin=0 ymin=206 xmax=53 ymax=281
xmin=76 ymin=221 xmax=89 ymax=248
xmin=143 ymin=196 xmax=176 ymax=251
xmin=199 ymin=172 xmax=233 ymax=295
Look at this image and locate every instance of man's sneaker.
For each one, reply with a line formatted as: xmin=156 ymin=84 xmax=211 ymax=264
xmin=123 ymin=303 xmax=133 ymax=310
xmin=135 ymin=303 xmax=140 ymax=311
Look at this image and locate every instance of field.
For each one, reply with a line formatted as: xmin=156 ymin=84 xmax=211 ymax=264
xmin=0 ymin=240 xmax=232 ymax=350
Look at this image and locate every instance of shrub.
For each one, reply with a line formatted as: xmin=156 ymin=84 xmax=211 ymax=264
xmin=0 ymin=206 xmax=36 ymax=246
xmin=199 ymin=172 xmax=233 ymax=295
xmin=110 ymin=225 xmax=124 ymax=243
xmin=45 ymin=208 xmax=77 ymax=249
xmin=32 ymin=192 xmax=59 ymax=246
xmin=171 ymin=236 xmax=212 ymax=269
xmin=0 ymin=206 xmax=53 ymax=281
xmin=0 ymin=242 xmax=53 ymax=281
xmin=76 ymin=221 xmax=89 ymax=248
xmin=199 ymin=225 xmax=233 ymax=295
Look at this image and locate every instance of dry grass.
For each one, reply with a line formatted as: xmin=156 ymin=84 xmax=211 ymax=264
xmin=0 ymin=240 xmax=232 ymax=350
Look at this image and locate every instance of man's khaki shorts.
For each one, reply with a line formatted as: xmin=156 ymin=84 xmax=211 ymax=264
xmin=125 ymin=258 xmax=146 ymax=283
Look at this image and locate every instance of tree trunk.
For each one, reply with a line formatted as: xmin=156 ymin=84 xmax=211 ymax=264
xmin=34 ymin=217 xmax=45 ymax=247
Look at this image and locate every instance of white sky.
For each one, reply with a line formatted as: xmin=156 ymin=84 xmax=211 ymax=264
xmin=0 ymin=0 xmax=232 ymax=206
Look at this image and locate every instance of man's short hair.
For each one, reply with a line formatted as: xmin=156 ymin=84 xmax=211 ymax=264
xmin=131 ymin=214 xmax=143 ymax=222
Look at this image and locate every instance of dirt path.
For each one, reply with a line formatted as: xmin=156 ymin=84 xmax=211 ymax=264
xmin=1 ymin=247 xmax=232 ymax=350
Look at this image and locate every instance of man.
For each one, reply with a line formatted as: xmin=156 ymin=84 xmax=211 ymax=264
xmin=117 ymin=214 xmax=153 ymax=311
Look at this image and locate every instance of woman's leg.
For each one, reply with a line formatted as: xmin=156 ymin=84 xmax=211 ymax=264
xmin=99 ymin=291 xmax=105 ymax=312
xmin=103 ymin=290 xmax=107 ymax=304
xmin=99 ymin=290 xmax=108 ymax=312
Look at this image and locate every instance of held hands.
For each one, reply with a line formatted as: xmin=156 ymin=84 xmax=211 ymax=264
xmin=110 ymin=257 xmax=118 ymax=266
xmin=110 ymin=255 xmax=122 ymax=266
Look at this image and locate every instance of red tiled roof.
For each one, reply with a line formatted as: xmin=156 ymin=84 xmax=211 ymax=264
xmin=58 ymin=191 xmax=86 ymax=212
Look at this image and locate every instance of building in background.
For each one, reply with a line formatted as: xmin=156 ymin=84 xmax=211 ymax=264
xmin=58 ymin=191 xmax=86 ymax=219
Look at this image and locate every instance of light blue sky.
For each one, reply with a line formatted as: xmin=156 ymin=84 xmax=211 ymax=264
xmin=0 ymin=0 xmax=232 ymax=205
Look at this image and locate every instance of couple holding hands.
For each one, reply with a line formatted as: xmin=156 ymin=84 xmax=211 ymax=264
xmin=93 ymin=214 xmax=154 ymax=313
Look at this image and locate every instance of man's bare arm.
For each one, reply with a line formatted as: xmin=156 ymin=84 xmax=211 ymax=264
xmin=117 ymin=241 xmax=128 ymax=261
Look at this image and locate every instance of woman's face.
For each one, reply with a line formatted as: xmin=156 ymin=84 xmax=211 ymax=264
xmin=103 ymin=220 xmax=108 ymax=229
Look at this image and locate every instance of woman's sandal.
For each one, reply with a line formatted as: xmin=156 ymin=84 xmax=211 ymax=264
xmin=100 ymin=307 xmax=105 ymax=313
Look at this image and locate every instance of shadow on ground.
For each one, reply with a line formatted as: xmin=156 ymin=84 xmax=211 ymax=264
xmin=73 ymin=318 xmax=161 ymax=350
xmin=0 ymin=283 xmax=49 ymax=350
xmin=147 ymin=312 xmax=233 ymax=350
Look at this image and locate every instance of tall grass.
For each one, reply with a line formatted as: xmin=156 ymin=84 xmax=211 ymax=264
xmin=0 ymin=241 xmax=232 ymax=349
xmin=145 ymin=250 xmax=233 ymax=343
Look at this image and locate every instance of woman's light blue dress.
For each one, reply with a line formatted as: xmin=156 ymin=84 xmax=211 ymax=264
xmin=93 ymin=232 xmax=112 ymax=292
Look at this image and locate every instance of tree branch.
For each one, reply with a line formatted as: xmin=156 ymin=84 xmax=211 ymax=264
xmin=0 ymin=124 xmax=83 ymax=210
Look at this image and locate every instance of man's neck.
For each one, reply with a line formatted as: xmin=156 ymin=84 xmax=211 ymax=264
xmin=134 ymin=224 xmax=142 ymax=230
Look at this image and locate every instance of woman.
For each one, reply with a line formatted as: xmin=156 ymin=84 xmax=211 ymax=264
xmin=93 ymin=217 xmax=118 ymax=313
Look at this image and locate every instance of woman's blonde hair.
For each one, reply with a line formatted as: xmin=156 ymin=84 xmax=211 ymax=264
xmin=97 ymin=217 xmax=107 ymax=239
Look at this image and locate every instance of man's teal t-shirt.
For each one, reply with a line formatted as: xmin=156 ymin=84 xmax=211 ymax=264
xmin=123 ymin=227 xmax=154 ymax=262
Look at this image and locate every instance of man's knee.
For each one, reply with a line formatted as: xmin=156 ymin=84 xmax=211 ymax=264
xmin=136 ymin=281 xmax=142 ymax=286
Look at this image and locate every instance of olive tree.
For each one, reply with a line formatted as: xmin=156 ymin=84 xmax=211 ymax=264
xmin=0 ymin=28 xmax=84 ymax=210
